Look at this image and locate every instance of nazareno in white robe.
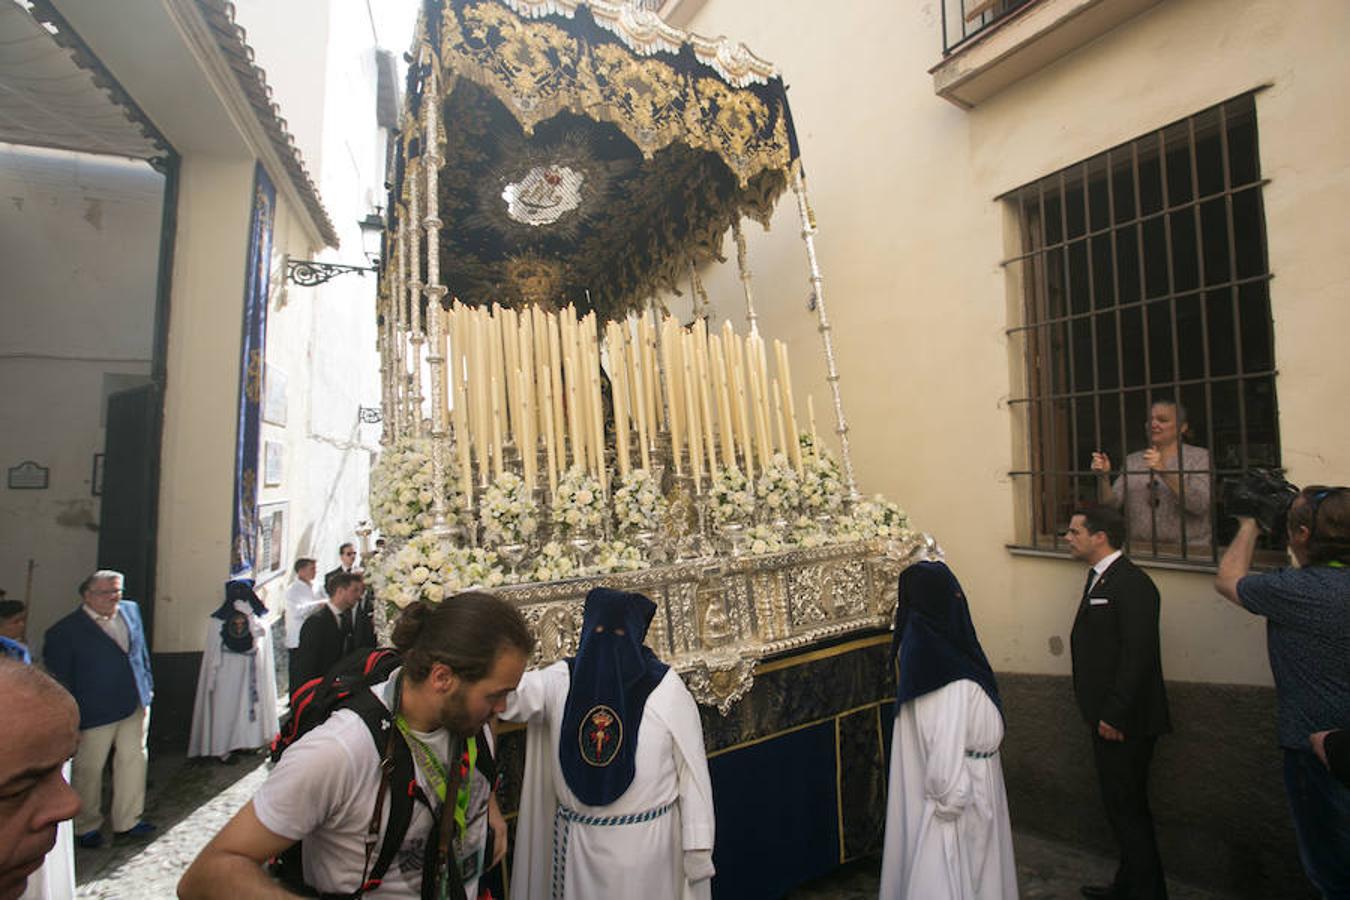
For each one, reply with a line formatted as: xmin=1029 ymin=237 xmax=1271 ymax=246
xmin=188 ymin=601 xmax=280 ymax=758
xmin=502 ymin=661 xmax=716 ymax=900
xmin=879 ymin=678 xmax=1018 ymax=900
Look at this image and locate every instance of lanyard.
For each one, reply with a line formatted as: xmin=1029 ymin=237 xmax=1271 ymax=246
xmin=391 ymin=674 xmax=480 ymax=899
xmin=394 ymin=716 xmax=478 ymax=834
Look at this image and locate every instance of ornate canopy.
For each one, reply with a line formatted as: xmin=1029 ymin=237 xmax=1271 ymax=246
xmin=388 ymin=0 xmax=801 ymax=321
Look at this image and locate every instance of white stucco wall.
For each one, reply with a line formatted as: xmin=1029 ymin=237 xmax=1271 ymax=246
xmin=0 ymin=144 xmax=163 ymax=657
xmin=214 ymin=1 xmax=417 ymax=614
xmin=680 ymin=0 xmax=1350 ymax=686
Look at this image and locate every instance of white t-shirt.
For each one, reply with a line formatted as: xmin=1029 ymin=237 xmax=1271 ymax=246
xmin=253 ymin=669 xmax=490 ymax=898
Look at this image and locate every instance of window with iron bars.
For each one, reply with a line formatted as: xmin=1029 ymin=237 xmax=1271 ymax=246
xmin=1003 ymin=92 xmax=1280 ymax=565
xmin=942 ymin=0 xmax=1037 ymax=55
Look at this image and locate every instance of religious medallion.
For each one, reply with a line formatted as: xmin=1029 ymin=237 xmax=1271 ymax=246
xmin=579 ymin=704 xmax=623 ymax=766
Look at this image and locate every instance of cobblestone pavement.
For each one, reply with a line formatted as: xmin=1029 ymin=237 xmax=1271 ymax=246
xmin=75 ymin=753 xmax=270 ymax=899
xmin=787 ymin=833 xmax=1234 ymax=899
xmin=76 ymin=751 xmax=1237 ymax=899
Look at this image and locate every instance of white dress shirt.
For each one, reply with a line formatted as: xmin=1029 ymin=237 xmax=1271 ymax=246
xmin=1088 ymin=549 xmax=1123 ymax=594
xmin=83 ymin=603 xmax=130 ymax=653
xmin=284 ymin=579 xmax=323 ymax=649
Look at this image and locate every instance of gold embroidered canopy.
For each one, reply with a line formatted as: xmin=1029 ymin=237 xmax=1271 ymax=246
xmin=388 ymin=0 xmax=801 ymax=321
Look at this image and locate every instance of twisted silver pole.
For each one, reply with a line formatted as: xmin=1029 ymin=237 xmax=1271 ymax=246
xmin=423 ymin=63 xmax=450 ymax=534
xmin=407 ymin=158 xmax=426 ymax=438
xmin=791 ymin=165 xmax=858 ymax=501
xmin=377 ymin=284 xmax=392 ymax=445
xmin=391 ymin=209 xmax=406 ymax=442
xmin=733 ymin=219 xmax=758 ymax=333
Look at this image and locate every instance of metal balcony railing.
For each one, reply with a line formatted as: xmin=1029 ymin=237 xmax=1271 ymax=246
xmin=942 ymin=0 xmax=1038 ymax=55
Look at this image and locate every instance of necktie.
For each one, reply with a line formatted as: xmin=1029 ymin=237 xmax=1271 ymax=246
xmin=340 ymin=611 xmax=354 ymax=654
xmin=1082 ymin=568 xmax=1097 ymax=601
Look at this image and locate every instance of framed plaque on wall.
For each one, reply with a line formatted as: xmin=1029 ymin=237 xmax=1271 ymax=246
xmin=256 ymin=501 xmax=287 ymax=583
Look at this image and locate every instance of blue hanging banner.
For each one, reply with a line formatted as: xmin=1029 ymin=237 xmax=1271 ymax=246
xmin=230 ymin=163 xmax=276 ymax=577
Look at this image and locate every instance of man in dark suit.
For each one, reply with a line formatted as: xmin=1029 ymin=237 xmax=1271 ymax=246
xmin=289 ymin=571 xmax=374 ymax=695
xmin=43 ymin=570 xmax=157 ymax=849
xmin=322 ymin=542 xmax=359 ymax=597
xmin=1066 ymin=506 xmax=1171 ymax=900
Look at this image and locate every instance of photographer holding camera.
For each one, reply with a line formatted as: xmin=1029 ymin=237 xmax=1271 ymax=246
xmin=1215 ymin=481 xmax=1350 ymax=898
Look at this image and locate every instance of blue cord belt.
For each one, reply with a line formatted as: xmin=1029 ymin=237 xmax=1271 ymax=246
xmin=551 ymin=799 xmax=677 ymax=899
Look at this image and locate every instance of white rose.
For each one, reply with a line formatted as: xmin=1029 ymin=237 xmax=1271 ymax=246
xmin=410 ymin=566 xmax=430 ymax=585
xmin=423 ymin=583 xmax=445 ymax=603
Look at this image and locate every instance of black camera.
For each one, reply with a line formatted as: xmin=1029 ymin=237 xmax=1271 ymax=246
xmin=1221 ymin=468 xmax=1300 ymax=536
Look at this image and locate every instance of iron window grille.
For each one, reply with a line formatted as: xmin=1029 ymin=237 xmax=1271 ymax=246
xmin=1003 ymin=92 xmax=1279 ymax=565
xmin=942 ymin=0 xmax=1038 ymax=56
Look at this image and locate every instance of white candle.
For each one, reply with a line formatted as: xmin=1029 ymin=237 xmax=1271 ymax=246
xmin=608 ymin=324 xmax=630 ymax=477
xmin=585 ymin=314 xmax=607 ymax=494
xmin=517 ymin=366 xmax=534 ymax=491
xmin=662 ymin=319 xmax=683 ymax=474
xmin=490 ymin=374 xmax=504 ymax=481
xmin=776 ymin=341 xmax=803 ymax=475
xmin=627 ymin=318 xmax=651 ymax=472
xmin=772 ymin=378 xmax=788 ymax=460
xmin=729 ymin=330 xmax=753 ymax=479
xmin=680 ymin=329 xmax=702 ymax=489
xmin=473 ymin=310 xmax=490 ymax=485
xmin=808 ymin=393 xmax=819 ymax=454
xmin=450 ymin=308 xmax=473 ymax=506
xmin=710 ymin=335 xmax=736 ymax=470
xmin=693 ymin=323 xmax=718 ymax=477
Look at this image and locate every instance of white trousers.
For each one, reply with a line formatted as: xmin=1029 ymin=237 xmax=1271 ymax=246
xmin=71 ymin=706 xmax=148 ymax=834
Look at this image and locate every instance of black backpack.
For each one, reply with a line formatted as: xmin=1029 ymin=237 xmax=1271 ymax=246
xmin=269 ymin=648 xmax=495 ymax=900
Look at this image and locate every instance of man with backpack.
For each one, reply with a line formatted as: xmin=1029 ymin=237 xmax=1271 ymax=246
xmin=178 ymin=592 xmax=534 ymax=900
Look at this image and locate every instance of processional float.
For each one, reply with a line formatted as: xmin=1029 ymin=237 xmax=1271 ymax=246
xmin=369 ymin=0 xmax=935 ymax=713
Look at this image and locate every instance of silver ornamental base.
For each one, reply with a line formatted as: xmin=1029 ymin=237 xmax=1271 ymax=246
xmin=567 ymin=534 xmax=596 ymax=572
xmin=501 ymin=531 xmax=939 ymax=714
xmin=719 ymin=521 xmax=748 ymax=556
xmin=498 ymin=542 xmax=528 ymax=580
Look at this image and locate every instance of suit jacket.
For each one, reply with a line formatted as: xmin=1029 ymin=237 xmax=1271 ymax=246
xmin=289 ymin=603 xmax=376 ymax=694
xmin=44 ymin=600 xmax=154 ymax=730
xmin=1070 ymin=556 xmax=1171 ymax=738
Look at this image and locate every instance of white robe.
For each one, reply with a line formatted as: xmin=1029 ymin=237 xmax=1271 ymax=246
xmin=188 ymin=603 xmax=280 ymax=758
xmin=20 ymin=763 xmax=74 ymax=899
xmin=502 ymin=662 xmax=716 ymax=900
xmin=879 ymin=679 xmax=1018 ymax=900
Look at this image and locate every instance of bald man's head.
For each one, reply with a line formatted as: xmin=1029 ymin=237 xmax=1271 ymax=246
xmin=0 ymin=659 xmax=80 ymax=900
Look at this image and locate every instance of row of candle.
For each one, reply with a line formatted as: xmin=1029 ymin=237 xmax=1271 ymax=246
xmin=426 ymin=302 xmax=821 ymax=506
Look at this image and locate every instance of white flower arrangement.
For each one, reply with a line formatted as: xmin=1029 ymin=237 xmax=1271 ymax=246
xmin=846 ymin=495 xmax=911 ymax=541
xmin=589 ymin=540 xmax=646 ymax=576
xmin=709 ymin=466 xmax=754 ymax=526
xmin=369 ymin=437 xmax=463 ymax=539
xmin=366 ymin=534 xmax=504 ymax=609
xmin=744 ymin=524 xmax=786 ymax=556
xmin=527 ymin=541 xmax=580 ymax=583
xmin=790 ymin=514 xmax=830 ymax=549
xmin=799 ymin=447 xmax=845 ymax=514
xmin=552 ymin=465 xmax=605 ymax=536
xmin=612 ymin=468 xmax=666 ymax=534
xmin=755 ymin=453 xmax=801 ymax=518
xmin=798 ymin=431 xmax=821 ymax=456
xmin=479 ymin=471 xmax=538 ymax=545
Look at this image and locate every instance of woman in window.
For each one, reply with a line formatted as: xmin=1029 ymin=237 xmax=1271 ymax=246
xmin=1091 ymin=399 xmax=1212 ymax=556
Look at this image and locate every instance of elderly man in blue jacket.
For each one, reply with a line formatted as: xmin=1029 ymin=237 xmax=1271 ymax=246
xmin=43 ymin=569 xmax=155 ymax=849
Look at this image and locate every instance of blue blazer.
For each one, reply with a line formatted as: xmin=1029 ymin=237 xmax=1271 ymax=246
xmin=44 ymin=601 xmax=154 ymax=730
